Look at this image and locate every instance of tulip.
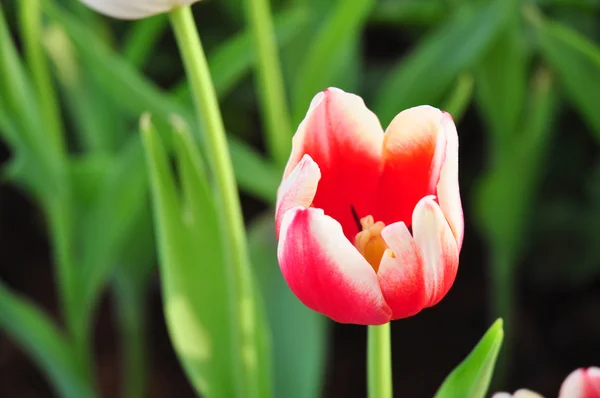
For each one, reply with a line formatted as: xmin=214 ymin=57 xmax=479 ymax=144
xmin=559 ymin=367 xmax=600 ymax=398
xmin=79 ymin=0 xmax=199 ymax=19
xmin=276 ymin=87 xmax=463 ymax=325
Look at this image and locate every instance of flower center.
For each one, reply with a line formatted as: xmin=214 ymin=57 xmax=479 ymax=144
xmin=354 ymin=215 xmax=392 ymax=272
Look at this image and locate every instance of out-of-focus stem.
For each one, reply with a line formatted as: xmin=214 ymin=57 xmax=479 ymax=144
xmin=243 ymin=0 xmax=292 ymax=168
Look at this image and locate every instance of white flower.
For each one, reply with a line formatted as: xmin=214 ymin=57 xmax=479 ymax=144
xmin=80 ymin=0 xmax=199 ymax=19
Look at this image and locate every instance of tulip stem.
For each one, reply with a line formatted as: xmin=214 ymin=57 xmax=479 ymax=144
xmin=368 ymin=323 xmax=393 ymax=398
xmin=169 ymin=6 xmax=268 ymax=398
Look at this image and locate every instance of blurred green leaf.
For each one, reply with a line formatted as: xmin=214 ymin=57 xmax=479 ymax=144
xmin=475 ymin=68 xmax=557 ymax=256
xmin=374 ymin=0 xmax=510 ymax=125
xmin=141 ymin=115 xmax=238 ymax=397
xmin=434 ymin=319 xmax=504 ymax=398
xmin=44 ymin=23 xmax=124 ymax=153
xmin=0 ymin=282 xmax=95 ymax=398
xmin=369 ymin=0 xmax=447 ymax=26
xmin=441 ymin=73 xmax=474 ymax=123
xmin=18 ymin=0 xmax=65 ymax=155
xmin=475 ymin=3 xmax=527 ymax=147
xmin=291 ymin=0 xmax=373 ymax=123
xmin=0 ymin=3 xmax=62 ymax=198
xmin=77 ymin=137 xmax=149 ymax=314
xmin=248 ymin=212 xmax=327 ymax=398
xmin=528 ymin=6 xmax=600 ymax=140
xmin=122 ymin=14 xmax=169 ymax=69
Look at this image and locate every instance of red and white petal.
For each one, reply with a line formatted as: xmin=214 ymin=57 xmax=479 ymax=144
xmin=377 ymin=222 xmax=427 ymax=319
xmin=411 ymin=196 xmax=459 ymax=308
xmin=376 ymin=106 xmax=447 ymax=227
xmin=559 ymin=368 xmax=600 ymax=398
xmin=278 ymin=207 xmax=392 ymax=325
xmin=275 ymin=154 xmax=320 ymax=237
xmin=436 ymin=112 xmax=464 ymax=250
xmin=80 ymin=0 xmax=199 ymax=19
xmin=282 ymin=87 xmax=384 ymax=240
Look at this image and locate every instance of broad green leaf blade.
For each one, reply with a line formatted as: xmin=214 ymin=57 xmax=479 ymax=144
xmin=291 ymin=0 xmax=373 ymax=123
xmin=0 ymin=282 xmax=95 ymax=398
xmin=434 ymin=319 xmax=504 ymax=398
xmin=528 ymin=7 xmax=600 ymax=140
xmin=248 ymin=212 xmax=328 ymax=398
xmin=373 ymin=0 xmax=510 ymax=125
xmin=141 ymin=115 xmax=238 ymax=398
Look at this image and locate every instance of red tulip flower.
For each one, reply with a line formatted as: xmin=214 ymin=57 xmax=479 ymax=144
xmin=275 ymin=88 xmax=463 ymax=325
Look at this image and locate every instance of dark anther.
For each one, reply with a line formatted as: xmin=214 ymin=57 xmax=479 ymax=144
xmin=350 ymin=205 xmax=362 ymax=231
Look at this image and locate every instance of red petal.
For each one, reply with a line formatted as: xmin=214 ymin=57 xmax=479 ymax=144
xmin=412 ymin=196 xmax=459 ymax=308
xmin=377 ymin=221 xmax=428 ymax=319
xmin=282 ymin=88 xmax=383 ymax=240
xmin=277 ymin=207 xmax=392 ymax=325
xmin=275 ymin=154 xmax=320 ymax=237
xmin=437 ymin=112 xmax=464 ymax=249
xmin=376 ymin=106 xmax=447 ymax=226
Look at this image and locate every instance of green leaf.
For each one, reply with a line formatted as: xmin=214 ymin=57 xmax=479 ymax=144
xmin=475 ymin=2 xmax=527 ymax=147
xmin=441 ymin=73 xmax=475 ymax=123
xmin=291 ymin=0 xmax=373 ymax=123
xmin=373 ymin=0 xmax=510 ymax=125
xmin=369 ymin=0 xmax=447 ymax=27
xmin=141 ymin=115 xmax=238 ymax=397
xmin=78 ymin=136 xmax=150 ymax=313
xmin=122 ymin=14 xmax=169 ymax=69
xmin=0 ymin=282 xmax=95 ymax=398
xmin=0 ymin=3 xmax=62 ymax=198
xmin=434 ymin=319 xmax=504 ymax=398
xmin=248 ymin=212 xmax=328 ymax=398
xmin=475 ymin=68 xmax=557 ymax=256
xmin=528 ymin=6 xmax=600 ymax=140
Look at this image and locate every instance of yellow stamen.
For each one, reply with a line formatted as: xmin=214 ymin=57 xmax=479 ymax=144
xmin=354 ymin=215 xmax=392 ymax=272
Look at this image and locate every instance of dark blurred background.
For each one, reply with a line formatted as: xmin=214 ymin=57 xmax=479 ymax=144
xmin=2 ymin=0 xmax=600 ymax=397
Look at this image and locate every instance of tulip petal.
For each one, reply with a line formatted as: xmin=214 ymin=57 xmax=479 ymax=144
xmin=275 ymin=154 xmax=320 ymax=237
xmin=437 ymin=112 xmax=464 ymax=249
xmin=278 ymin=207 xmax=392 ymax=325
xmin=80 ymin=0 xmax=198 ymax=19
xmin=377 ymin=221 xmax=427 ymax=319
xmin=412 ymin=195 xmax=459 ymax=308
xmin=559 ymin=367 xmax=600 ymax=398
xmin=282 ymin=88 xmax=383 ymax=240
xmin=376 ymin=106 xmax=447 ymax=227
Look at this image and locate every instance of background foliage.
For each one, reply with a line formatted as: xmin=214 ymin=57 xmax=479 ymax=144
xmin=1 ymin=0 xmax=599 ymax=397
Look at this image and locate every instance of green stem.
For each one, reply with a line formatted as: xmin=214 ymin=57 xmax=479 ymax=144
xmin=18 ymin=0 xmax=65 ymax=156
xmin=169 ymin=6 xmax=267 ymax=398
xmin=243 ymin=0 xmax=292 ymax=168
xmin=368 ymin=323 xmax=393 ymax=398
